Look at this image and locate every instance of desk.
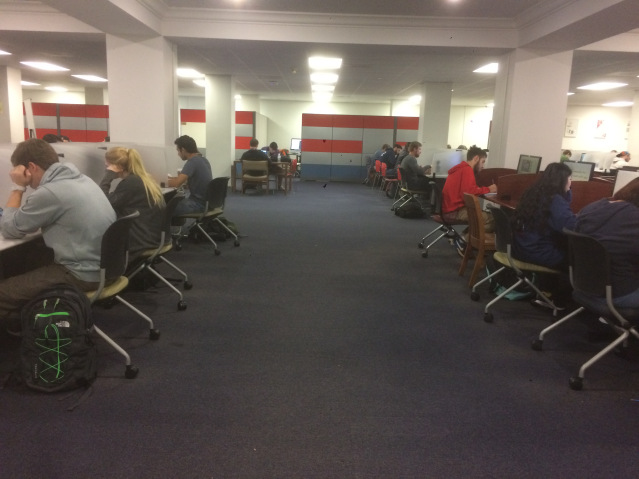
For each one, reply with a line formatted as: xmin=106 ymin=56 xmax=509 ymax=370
xmin=484 ymin=175 xmax=614 ymax=213
xmin=0 ymin=233 xmax=51 ymax=280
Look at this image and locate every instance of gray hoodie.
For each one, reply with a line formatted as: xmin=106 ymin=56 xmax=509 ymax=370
xmin=1 ymin=162 xmax=116 ymax=282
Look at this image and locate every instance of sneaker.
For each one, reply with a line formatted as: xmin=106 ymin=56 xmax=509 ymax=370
xmin=531 ymin=298 xmax=566 ymax=312
xmin=453 ymin=238 xmax=466 ymax=257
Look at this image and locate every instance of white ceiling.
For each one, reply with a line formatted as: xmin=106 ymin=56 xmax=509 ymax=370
xmin=0 ymin=0 xmax=638 ymax=107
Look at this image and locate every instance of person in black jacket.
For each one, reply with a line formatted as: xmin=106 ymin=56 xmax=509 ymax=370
xmin=99 ymin=146 xmax=167 ymax=267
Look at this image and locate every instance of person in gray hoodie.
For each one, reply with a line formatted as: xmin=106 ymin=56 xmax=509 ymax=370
xmin=0 ymin=138 xmax=116 ymax=323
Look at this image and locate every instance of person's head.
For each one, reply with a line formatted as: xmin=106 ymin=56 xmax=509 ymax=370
xmin=11 ymin=139 xmax=60 ymax=188
xmin=249 ymin=138 xmax=259 ymax=149
xmin=562 ymin=149 xmax=572 ymax=157
xmin=381 ymin=143 xmax=390 ymax=151
xmin=393 ymin=143 xmax=402 ymax=153
xmin=466 ymin=145 xmax=488 ymax=174
xmin=105 ymin=146 xmax=164 ymax=207
xmin=408 ymin=141 xmax=422 ymax=158
xmin=269 ymin=141 xmax=278 ymax=153
xmin=174 ymin=135 xmax=199 ymax=160
xmin=42 ymin=133 xmax=60 ymax=143
xmin=457 ymin=144 xmax=468 ymax=150
xmin=104 ymin=136 xmax=110 ymax=142
xmin=59 ymin=135 xmax=70 ymax=142
xmin=613 ymin=177 xmax=639 ymax=208
xmin=539 ymin=162 xmax=573 ymax=194
xmin=616 ymin=151 xmax=631 ymax=162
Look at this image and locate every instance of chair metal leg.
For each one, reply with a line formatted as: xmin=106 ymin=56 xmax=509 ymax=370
xmin=483 ymin=278 xmax=525 ymax=322
xmin=532 ymin=306 xmax=585 ymax=350
xmin=114 ymin=295 xmax=161 ymax=340
xmin=194 ymin=224 xmax=221 ymax=255
xmin=92 ymin=325 xmax=139 ymax=379
xmin=214 ymin=217 xmax=240 ymax=246
xmin=146 ymin=266 xmax=187 ymax=311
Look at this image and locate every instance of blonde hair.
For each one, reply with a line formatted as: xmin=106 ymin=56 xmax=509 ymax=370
xmin=105 ymin=147 xmax=164 ymax=207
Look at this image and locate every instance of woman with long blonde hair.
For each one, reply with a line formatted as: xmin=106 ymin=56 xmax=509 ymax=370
xmin=99 ymin=147 xmax=169 ymax=264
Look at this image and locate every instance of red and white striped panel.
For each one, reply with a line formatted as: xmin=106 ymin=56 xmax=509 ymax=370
xmin=362 ymin=116 xmax=395 ymax=156
xmin=59 ymin=104 xmax=109 ymax=142
xmin=235 ymin=111 xmax=255 ymax=159
xmin=395 ymin=117 xmax=419 ymax=144
xmin=27 ymin=102 xmax=58 ymax=140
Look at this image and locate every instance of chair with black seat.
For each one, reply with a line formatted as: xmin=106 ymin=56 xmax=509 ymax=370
xmin=417 ymin=180 xmax=467 ymax=258
xmin=392 ymin=167 xmax=430 ymax=213
xmin=458 ymin=193 xmax=496 ymax=287
xmin=531 ymin=229 xmax=639 ymax=390
xmin=127 ymin=193 xmax=192 ymax=311
xmin=471 ymin=206 xmax=561 ymax=322
xmin=173 ymin=177 xmax=239 ymax=255
xmin=241 ymin=159 xmax=270 ymax=194
xmin=87 ymin=211 xmax=160 ymax=379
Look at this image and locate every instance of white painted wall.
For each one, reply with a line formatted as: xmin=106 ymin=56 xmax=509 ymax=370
xmin=22 ymin=89 xmax=85 ymax=104
xmin=561 ymin=105 xmax=630 ymax=153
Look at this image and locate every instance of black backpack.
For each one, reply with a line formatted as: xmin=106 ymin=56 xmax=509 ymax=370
xmin=394 ymin=201 xmax=425 ymax=219
xmin=20 ymin=284 xmax=97 ymax=392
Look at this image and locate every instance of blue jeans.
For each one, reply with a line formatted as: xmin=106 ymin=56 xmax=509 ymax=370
xmin=172 ymin=196 xmax=205 ymax=217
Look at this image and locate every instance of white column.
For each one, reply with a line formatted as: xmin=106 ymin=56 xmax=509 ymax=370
xmin=627 ymin=90 xmax=639 ymax=160
xmin=419 ymin=82 xmax=452 ymax=149
xmin=205 ymin=74 xmax=235 ymax=179
xmin=0 ymin=67 xmax=24 ymax=143
xmin=105 ymin=34 xmax=178 ymax=146
xmin=490 ymin=49 xmax=573 ymax=168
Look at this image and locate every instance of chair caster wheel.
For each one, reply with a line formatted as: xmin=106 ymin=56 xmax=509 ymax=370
xmin=234 ymin=240 xmax=240 ymax=246
xmin=470 ymin=291 xmax=480 ymax=301
xmin=569 ymin=376 xmax=583 ymax=390
xmin=184 ymin=281 xmax=193 ymax=290
xmin=531 ymin=339 xmax=543 ymax=351
xmin=125 ymin=365 xmax=139 ymax=379
xmin=421 ymin=251 xmax=428 ymax=258
xmin=417 ymin=243 xmax=423 ymax=249
xmin=149 ymin=329 xmax=160 ymax=340
xmin=484 ymin=312 xmax=493 ymax=323
xmin=177 ymin=301 xmax=187 ymax=311
xmin=214 ymin=249 xmax=221 ymax=256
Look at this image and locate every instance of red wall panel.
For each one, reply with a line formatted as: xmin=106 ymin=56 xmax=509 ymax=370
xmin=302 ymin=114 xmax=333 ymax=128
xmin=303 ymin=138 xmax=332 ymax=153
xmin=331 ymin=140 xmax=362 ymax=154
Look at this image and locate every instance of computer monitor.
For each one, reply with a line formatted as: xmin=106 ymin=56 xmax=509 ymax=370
xmin=516 ymin=154 xmax=542 ymax=174
xmin=613 ymin=169 xmax=639 ymax=195
xmin=290 ymin=138 xmax=301 ymax=151
xmin=564 ymin=160 xmax=595 ymax=181
xmin=579 ymin=152 xmax=587 ymax=162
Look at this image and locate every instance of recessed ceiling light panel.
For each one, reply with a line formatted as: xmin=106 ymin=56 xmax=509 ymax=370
xmin=21 ymin=61 xmax=69 ymax=71
xmin=0 ymin=50 xmax=11 ymax=55
xmin=308 ymin=56 xmax=342 ymax=70
xmin=177 ymin=68 xmax=203 ymax=78
xmin=602 ymin=101 xmax=633 ymax=107
xmin=21 ymin=81 xmax=40 ymax=86
xmin=72 ymin=75 xmax=107 ymax=82
xmin=473 ymin=63 xmax=498 ymax=74
xmin=310 ymin=72 xmax=338 ymax=84
xmin=577 ymin=82 xmax=627 ymax=91
xmin=45 ymin=86 xmax=68 ymax=92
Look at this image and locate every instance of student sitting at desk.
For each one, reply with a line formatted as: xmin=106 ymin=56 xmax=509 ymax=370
xmin=512 ymin=162 xmax=576 ymax=307
xmin=399 ymin=141 xmax=431 ymax=190
xmin=0 ymin=139 xmax=115 ymax=329
xmin=442 ymin=145 xmax=496 ymax=243
xmin=99 ymin=146 xmax=168 ymax=267
xmin=610 ymin=151 xmax=631 ymax=169
xmin=168 ymin=135 xmax=212 ymax=217
xmin=574 ymin=177 xmax=639 ymax=309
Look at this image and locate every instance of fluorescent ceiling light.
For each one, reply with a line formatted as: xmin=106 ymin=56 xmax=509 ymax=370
xmin=72 ymin=74 xmax=107 ymax=82
xmin=0 ymin=50 xmax=11 ymax=55
xmin=567 ymin=92 xmax=575 ymax=96
xmin=234 ymin=94 xmax=242 ymax=100
xmin=409 ymin=95 xmax=421 ymax=104
xmin=45 ymin=86 xmax=67 ymax=92
xmin=312 ymin=91 xmax=333 ymax=102
xmin=486 ymin=102 xmax=495 ymax=108
xmin=310 ymin=72 xmax=338 ymax=84
xmin=21 ymin=81 xmax=40 ymax=86
xmin=473 ymin=63 xmax=498 ymax=73
xmin=603 ymin=101 xmax=633 ymax=107
xmin=177 ymin=68 xmax=203 ymax=78
xmin=193 ymin=79 xmax=206 ymax=87
xmin=308 ymin=56 xmax=342 ymax=70
xmin=312 ymin=84 xmax=335 ymax=92
xmin=577 ymin=82 xmax=627 ymax=91
xmin=21 ymin=61 xmax=69 ymax=71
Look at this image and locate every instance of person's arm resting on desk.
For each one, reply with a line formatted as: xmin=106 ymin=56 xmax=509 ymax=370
xmin=167 ymin=173 xmax=189 ymax=188
xmin=1 ymin=164 xmax=49 ymax=239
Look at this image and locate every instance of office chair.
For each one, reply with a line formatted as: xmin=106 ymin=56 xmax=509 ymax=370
xmin=531 ymin=229 xmax=639 ymax=390
xmin=127 ymin=193 xmax=192 ymax=311
xmin=471 ymin=206 xmax=561 ymax=322
xmin=371 ymin=160 xmax=382 ymax=188
xmin=417 ymin=180 xmax=466 ymax=259
xmin=241 ymin=159 xmax=270 ymax=194
xmin=86 ymin=211 xmax=160 ymax=379
xmin=458 ymin=193 xmax=496 ymax=287
xmin=391 ymin=168 xmax=430 ymax=212
xmin=174 ymin=177 xmax=239 ymax=254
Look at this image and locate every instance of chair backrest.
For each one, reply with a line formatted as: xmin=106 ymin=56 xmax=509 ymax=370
xmin=397 ymin=167 xmax=402 ymax=182
xmin=100 ymin=211 xmax=140 ymax=281
xmin=290 ymin=158 xmax=298 ymax=174
xmin=429 ymin=180 xmax=443 ymax=216
xmin=563 ymin=228 xmax=610 ymax=297
xmin=205 ymin=177 xmax=230 ymax=211
xmin=488 ymin=206 xmax=512 ymax=254
xmin=463 ymin=193 xmax=484 ymax=243
xmin=381 ymin=162 xmax=387 ymax=176
xmin=241 ymin=160 xmax=268 ymax=175
xmin=375 ymin=160 xmax=381 ymax=173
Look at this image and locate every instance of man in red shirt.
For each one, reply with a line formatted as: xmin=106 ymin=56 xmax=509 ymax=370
xmin=442 ymin=145 xmax=497 ymax=233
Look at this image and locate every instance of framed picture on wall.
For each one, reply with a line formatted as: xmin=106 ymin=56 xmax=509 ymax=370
xmin=595 ymin=119 xmax=607 ymax=139
xmin=564 ymin=118 xmax=578 ymax=137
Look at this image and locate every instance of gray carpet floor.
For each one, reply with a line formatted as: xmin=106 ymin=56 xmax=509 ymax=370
xmin=2 ymin=179 xmax=639 ymax=478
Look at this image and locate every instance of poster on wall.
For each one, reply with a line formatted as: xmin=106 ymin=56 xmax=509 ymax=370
xmin=625 ymin=121 xmax=630 ymax=140
xmin=564 ymin=118 xmax=578 ymax=137
xmin=594 ymin=119 xmax=607 ymax=139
